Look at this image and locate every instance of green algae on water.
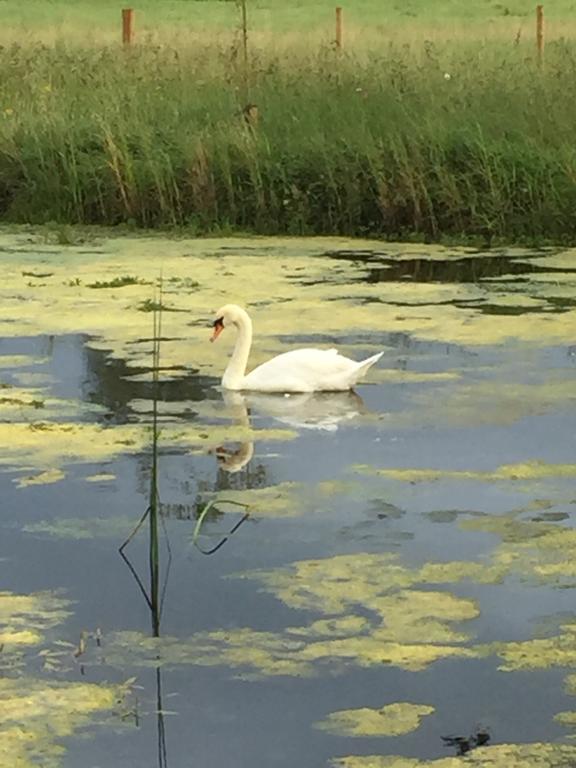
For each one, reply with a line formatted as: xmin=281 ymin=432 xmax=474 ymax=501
xmin=315 ymin=702 xmax=435 ymax=737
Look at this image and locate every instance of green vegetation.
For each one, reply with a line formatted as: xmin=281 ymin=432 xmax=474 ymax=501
xmin=314 ymin=702 xmax=435 ymax=737
xmin=333 ymin=743 xmax=576 ymax=768
xmin=87 ymin=275 xmax=146 ymax=289
xmin=1 ymin=0 xmax=575 ymax=39
xmin=1 ymin=1 xmax=576 ymax=238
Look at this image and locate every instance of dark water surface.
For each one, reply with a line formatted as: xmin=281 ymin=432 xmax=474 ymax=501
xmin=1 ymin=236 xmax=576 ymax=768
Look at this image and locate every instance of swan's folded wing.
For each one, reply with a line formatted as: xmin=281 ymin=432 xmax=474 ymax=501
xmin=242 ymin=348 xmax=362 ymax=393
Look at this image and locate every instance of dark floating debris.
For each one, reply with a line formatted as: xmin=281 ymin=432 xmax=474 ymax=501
xmin=442 ymin=727 xmax=491 ymax=756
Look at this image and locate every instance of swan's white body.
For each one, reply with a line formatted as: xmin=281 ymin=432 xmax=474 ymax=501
xmin=211 ymin=304 xmax=383 ymax=393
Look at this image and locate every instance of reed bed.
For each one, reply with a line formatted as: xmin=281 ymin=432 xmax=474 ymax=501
xmin=2 ymin=36 xmax=576 ymax=240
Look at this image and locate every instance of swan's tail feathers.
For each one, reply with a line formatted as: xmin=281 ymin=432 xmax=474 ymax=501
xmin=352 ymin=351 xmax=384 ymax=384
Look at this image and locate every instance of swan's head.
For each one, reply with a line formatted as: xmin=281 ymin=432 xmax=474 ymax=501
xmin=210 ymin=304 xmax=248 ymax=342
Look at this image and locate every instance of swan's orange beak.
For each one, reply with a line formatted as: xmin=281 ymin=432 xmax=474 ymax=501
xmin=210 ymin=318 xmax=224 ymax=342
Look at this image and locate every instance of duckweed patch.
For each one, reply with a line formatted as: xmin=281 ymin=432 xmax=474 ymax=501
xmin=23 ymin=516 xmax=136 ymax=540
xmin=0 ymin=419 xmax=294 ymax=486
xmin=356 ymin=461 xmax=576 ymax=484
xmin=332 ymin=743 xmax=576 ymax=767
xmin=0 ymin=590 xmax=71 ymax=651
xmin=96 ymin=534 xmax=576 ymax=681
xmin=315 ymin=702 xmax=435 ymax=737
xmin=214 ymin=482 xmax=306 ymax=518
xmin=0 ymin=580 xmax=132 ymax=766
xmin=99 ymin=554 xmax=487 ymax=677
xmin=554 ymin=711 xmax=576 ymax=727
xmin=0 ymin=234 xmax=572 ymax=370
xmin=84 ymin=472 xmax=116 ymax=483
xmin=15 ymin=468 xmax=66 ymax=488
xmin=0 ymin=677 xmax=130 ymax=768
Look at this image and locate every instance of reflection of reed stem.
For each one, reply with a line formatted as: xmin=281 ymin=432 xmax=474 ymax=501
xmin=150 ymin=280 xmax=170 ymax=768
xmin=150 ymin=278 xmax=162 ymax=637
xmin=151 ymin=280 xmax=169 ymax=768
xmin=119 ymin=277 xmax=171 ymax=767
xmin=119 ymin=278 xmax=171 ymax=615
xmin=119 ymin=505 xmax=153 ymax=610
xmin=156 ymin=665 xmax=169 ymax=767
xmin=192 ymin=498 xmax=250 ymax=555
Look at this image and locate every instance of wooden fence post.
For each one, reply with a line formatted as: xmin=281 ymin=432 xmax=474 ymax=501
xmin=240 ymin=0 xmax=248 ymax=79
xmin=335 ymin=6 xmax=343 ymax=49
xmin=122 ymin=8 xmax=134 ymax=45
xmin=536 ymin=5 xmax=544 ymax=64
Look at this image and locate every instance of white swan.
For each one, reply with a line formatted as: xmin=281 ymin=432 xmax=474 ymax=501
xmin=210 ymin=304 xmax=383 ymax=393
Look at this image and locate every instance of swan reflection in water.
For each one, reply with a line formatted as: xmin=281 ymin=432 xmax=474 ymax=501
xmin=214 ymin=389 xmax=368 ymax=473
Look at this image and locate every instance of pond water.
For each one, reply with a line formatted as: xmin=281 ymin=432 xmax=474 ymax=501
xmin=1 ymin=232 xmax=576 ymax=768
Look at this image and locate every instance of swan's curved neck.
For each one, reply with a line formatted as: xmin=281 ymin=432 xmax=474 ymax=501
xmin=222 ymin=309 xmax=252 ymax=389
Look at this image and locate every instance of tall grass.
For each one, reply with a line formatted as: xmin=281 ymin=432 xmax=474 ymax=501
xmin=2 ymin=36 xmax=576 ymax=240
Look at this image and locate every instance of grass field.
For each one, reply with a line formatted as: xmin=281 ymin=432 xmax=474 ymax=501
xmin=2 ymin=0 xmax=576 ymax=43
xmin=1 ymin=1 xmax=576 ymax=241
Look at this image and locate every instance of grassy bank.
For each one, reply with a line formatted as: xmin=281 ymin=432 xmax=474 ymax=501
xmin=2 ymin=36 xmax=576 ymax=240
